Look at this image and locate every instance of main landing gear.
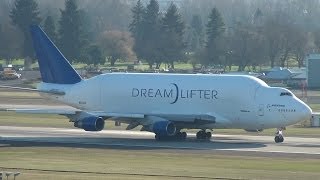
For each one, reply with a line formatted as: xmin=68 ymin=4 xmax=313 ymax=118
xmin=196 ymin=130 xmax=212 ymax=140
xmin=154 ymin=130 xmax=212 ymax=141
xmin=274 ymin=128 xmax=284 ymax=143
xmin=155 ymin=131 xmax=187 ymax=141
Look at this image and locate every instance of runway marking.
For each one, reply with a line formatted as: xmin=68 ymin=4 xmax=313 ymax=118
xmin=2 ymin=136 xmax=320 ymax=156
xmin=1 ymin=126 xmax=320 ymax=156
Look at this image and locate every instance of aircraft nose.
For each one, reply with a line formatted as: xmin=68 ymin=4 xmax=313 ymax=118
xmin=299 ymin=103 xmax=312 ymax=122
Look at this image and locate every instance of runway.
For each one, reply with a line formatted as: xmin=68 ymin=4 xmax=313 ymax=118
xmin=1 ymin=126 xmax=320 ymax=158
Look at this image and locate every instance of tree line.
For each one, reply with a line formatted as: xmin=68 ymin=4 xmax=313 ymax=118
xmin=1 ymin=0 xmax=320 ymax=71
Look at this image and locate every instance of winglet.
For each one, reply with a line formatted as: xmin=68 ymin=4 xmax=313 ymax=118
xmin=30 ymin=25 xmax=82 ymax=84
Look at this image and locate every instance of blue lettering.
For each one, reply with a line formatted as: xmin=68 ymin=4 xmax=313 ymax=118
xmin=204 ymin=90 xmax=210 ymax=99
xmin=164 ymin=89 xmax=173 ymax=98
xmin=190 ymin=90 xmax=196 ymax=98
xmin=212 ymin=90 xmax=218 ymax=99
xmin=180 ymin=90 xmax=186 ymax=98
xmin=131 ymin=86 xmax=218 ymax=102
xmin=148 ymin=89 xmax=154 ymax=97
xmin=141 ymin=89 xmax=147 ymax=97
xmin=199 ymin=90 xmax=203 ymax=98
xmin=155 ymin=89 xmax=162 ymax=97
xmin=132 ymin=88 xmax=139 ymax=97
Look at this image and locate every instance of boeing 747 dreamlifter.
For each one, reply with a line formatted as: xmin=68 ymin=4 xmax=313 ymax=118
xmin=3 ymin=26 xmax=313 ymax=143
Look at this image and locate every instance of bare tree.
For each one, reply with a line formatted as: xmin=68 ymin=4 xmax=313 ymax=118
xmin=98 ymin=30 xmax=136 ymax=66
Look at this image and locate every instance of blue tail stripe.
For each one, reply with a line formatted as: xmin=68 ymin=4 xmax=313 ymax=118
xmin=30 ymin=25 xmax=82 ymax=84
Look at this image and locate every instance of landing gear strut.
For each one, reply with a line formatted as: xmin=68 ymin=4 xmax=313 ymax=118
xmin=155 ymin=131 xmax=187 ymax=141
xmin=196 ymin=130 xmax=212 ymax=140
xmin=274 ymin=128 xmax=284 ymax=143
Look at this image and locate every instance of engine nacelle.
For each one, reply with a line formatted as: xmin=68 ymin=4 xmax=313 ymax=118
xmin=74 ymin=116 xmax=105 ymax=131
xmin=152 ymin=121 xmax=176 ymax=136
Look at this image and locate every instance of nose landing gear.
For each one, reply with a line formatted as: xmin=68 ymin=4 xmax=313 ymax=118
xmin=274 ymin=128 xmax=285 ymax=143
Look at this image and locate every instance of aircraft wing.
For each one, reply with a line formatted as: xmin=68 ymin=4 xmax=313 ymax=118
xmin=0 ymin=104 xmax=229 ymax=130
xmin=7 ymin=108 xmax=78 ymax=115
xmin=0 ymin=105 xmax=78 ymax=115
xmin=0 ymin=85 xmax=65 ymax=95
xmin=1 ymin=104 xmax=145 ymax=119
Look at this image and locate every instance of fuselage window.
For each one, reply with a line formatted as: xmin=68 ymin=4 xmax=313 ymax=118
xmin=280 ymin=92 xmax=292 ymax=96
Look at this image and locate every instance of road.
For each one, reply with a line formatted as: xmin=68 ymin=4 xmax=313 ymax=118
xmin=1 ymin=126 xmax=320 ymax=158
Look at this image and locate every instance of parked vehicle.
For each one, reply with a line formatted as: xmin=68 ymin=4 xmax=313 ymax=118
xmin=0 ymin=68 xmax=21 ymax=80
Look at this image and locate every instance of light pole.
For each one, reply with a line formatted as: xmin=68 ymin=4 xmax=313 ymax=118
xmin=13 ymin=172 xmax=20 ymax=180
xmin=5 ymin=172 xmax=12 ymax=180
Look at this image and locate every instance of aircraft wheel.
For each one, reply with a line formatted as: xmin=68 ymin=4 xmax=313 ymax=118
xmin=181 ymin=132 xmax=187 ymax=140
xmin=174 ymin=132 xmax=187 ymax=140
xmin=274 ymin=135 xmax=284 ymax=143
xmin=196 ymin=130 xmax=206 ymax=140
xmin=206 ymin=132 xmax=212 ymax=139
xmin=279 ymin=135 xmax=284 ymax=142
xmin=274 ymin=128 xmax=284 ymax=143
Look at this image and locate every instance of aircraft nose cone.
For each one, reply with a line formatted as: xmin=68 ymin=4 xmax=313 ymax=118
xmin=300 ymin=104 xmax=312 ymax=121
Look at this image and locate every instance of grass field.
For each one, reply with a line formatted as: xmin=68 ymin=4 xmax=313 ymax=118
xmin=0 ymin=147 xmax=320 ymax=180
xmin=2 ymin=59 xmax=277 ymax=72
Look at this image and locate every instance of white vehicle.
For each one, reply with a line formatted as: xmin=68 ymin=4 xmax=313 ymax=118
xmin=4 ymin=26 xmax=312 ymax=143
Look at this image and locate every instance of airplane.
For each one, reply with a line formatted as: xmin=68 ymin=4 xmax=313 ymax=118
xmin=2 ymin=25 xmax=312 ymax=143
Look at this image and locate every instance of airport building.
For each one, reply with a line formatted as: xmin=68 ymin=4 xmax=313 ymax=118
xmin=307 ymin=54 xmax=320 ymax=88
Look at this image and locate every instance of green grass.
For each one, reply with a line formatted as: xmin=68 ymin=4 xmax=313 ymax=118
xmin=0 ymin=91 xmax=40 ymax=97
xmin=0 ymin=112 xmax=72 ymax=128
xmin=0 ymin=147 xmax=319 ymax=180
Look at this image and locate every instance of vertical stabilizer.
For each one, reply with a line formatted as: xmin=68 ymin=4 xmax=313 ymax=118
xmin=30 ymin=25 xmax=82 ymax=84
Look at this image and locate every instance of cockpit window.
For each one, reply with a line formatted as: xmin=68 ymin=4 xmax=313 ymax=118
xmin=280 ymin=92 xmax=292 ymax=96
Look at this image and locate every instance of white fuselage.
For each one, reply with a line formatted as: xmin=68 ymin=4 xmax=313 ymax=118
xmin=38 ymin=73 xmax=312 ymax=130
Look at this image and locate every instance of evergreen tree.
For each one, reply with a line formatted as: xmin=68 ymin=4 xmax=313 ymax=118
xmin=141 ymin=0 xmax=162 ymax=68
xmin=129 ymin=0 xmax=145 ymax=60
xmin=161 ymin=3 xmax=185 ymax=69
xmin=190 ymin=14 xmax=204 ymax=51
xmin=84 ymin=45 xmax=104 ymax=66
xmin=43 ymin=16 xmax=57 ymax=43
xmin=10 ymin=0 xmax=41 ymax=69
xmin=0 ymin=24 xmax=22 ymax=61
xmin=59 ymin=0 xmax=84 ymax=63
xmin=204 ymin=7 xmax=225 ymax=66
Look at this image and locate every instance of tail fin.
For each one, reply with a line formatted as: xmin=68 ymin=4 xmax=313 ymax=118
xmin=30 ymin=25 xmax=82 ymax=84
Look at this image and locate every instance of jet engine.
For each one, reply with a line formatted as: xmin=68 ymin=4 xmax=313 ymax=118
xmin=74 ymin=116 xmax=105 ymax=131
xmin=152 ymin=121 xmax=176 ymax=136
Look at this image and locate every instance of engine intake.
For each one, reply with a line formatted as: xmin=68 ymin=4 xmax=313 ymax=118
xmin=152 ymin=121 xmax=176 ymax=136
xmin=74 ymin=116 xmax=105 ymax=131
